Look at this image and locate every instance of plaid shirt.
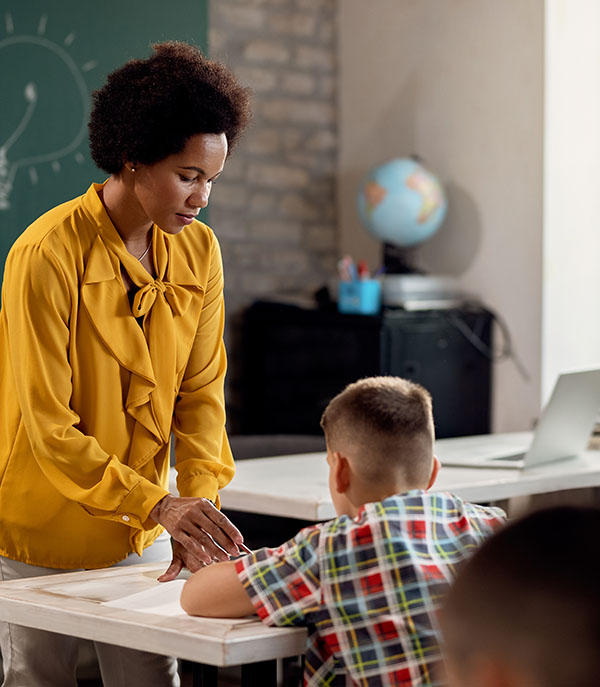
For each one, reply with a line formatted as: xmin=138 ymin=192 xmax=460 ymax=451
xmin=235 ymin=490 xmax=505 ymax=687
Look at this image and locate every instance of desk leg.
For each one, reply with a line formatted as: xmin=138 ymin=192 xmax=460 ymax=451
xmin=241 ymin=659 xmax=277 ymax=686
xmin=190 ymin=663 xmax=218 ymax=687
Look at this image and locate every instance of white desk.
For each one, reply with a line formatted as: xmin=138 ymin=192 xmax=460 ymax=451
xmin=0 ymin=562 xmax=306 ymax=686
xmin=217 ymin=432 xmax=600 ymax=521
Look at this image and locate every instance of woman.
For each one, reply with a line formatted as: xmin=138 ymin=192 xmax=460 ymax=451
xmin=0 ymin=42 xmax=251 ymax=686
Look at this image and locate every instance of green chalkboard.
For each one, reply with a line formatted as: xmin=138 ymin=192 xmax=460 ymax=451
xmin=0 ymin=1 xmax=208 ymax=272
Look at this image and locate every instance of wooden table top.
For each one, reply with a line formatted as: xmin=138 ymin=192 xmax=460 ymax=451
xmin=0 ymin=562 xmax=306 ymax=666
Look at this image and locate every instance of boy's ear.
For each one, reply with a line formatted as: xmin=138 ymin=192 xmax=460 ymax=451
xmin=332 ymin=451 xmax=351 ymax=494
xmin=426 ymin=456 xmax=441 ymax=490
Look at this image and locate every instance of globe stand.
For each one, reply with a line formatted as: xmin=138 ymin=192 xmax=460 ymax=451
xmin=383 ymin=242 xmax=423 ymax=275
xmin=381 ymin=242 xmax=466 ymax=308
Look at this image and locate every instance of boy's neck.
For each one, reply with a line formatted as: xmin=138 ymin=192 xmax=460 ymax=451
xmin=340 ymin=481 xmax=425 ymax=518
xmin=328 ymin=449 xmax=439 ymax=519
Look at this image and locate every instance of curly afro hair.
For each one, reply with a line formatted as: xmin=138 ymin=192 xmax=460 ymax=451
xmin=89 ymin=42 xmax=252 ymax=174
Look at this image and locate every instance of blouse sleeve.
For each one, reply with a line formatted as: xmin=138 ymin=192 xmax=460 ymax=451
xmin=172 ymin=233 xmax=235 ymax=505
xmin=3 ymin=244 xmax=168 ymax=530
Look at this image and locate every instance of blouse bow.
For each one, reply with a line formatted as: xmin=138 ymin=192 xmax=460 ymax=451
xmin=132 ymin=278 xmax=192 ymax=318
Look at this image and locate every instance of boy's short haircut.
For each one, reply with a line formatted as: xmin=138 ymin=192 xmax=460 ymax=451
xmin=442 ymin=506 xmax=600 ymax=687
xmin=320 ymin=376 xmax=434 ymax=486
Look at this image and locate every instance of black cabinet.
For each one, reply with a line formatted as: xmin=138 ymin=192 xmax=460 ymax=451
xmin=240 ymin=301 xmax=492 ymax=439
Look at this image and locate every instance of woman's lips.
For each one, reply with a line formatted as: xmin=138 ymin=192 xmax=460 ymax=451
xmin=176 ymin=213 xmax=196 ymax=225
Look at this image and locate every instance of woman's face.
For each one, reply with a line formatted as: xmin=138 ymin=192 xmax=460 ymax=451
xmin=130 ymin=132 xmax=228 ymax=235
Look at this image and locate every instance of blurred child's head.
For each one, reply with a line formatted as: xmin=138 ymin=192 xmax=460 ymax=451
xmin=441 ymin=506 xmax=600 ymax=687
xmin=320 ymin=376 xmax=438 ymax=514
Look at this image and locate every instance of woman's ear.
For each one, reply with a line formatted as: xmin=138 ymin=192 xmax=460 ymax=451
xmin=123 ymin=157 xmax=137 ymax=174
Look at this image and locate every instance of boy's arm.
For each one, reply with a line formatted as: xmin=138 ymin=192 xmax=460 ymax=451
xmin=181 ymin=560 xmax=256 ymax=618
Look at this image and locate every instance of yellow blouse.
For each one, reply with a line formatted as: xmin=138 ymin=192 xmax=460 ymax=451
xmin=0 ymin=183 xmax=235 ymax=569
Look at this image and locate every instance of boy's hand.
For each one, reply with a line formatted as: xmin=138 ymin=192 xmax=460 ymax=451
xmin=150 ymin=494 xmax=245 ymax=565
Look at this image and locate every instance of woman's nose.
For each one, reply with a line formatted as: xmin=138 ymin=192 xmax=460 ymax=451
xmin=188 ymin=183 xmax=210 ymax=210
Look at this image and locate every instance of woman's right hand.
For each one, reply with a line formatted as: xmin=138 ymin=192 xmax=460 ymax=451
xmin=150 ymin=494 xmax=244 ymax=565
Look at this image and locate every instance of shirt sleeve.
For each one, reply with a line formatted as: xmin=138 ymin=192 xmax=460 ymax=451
xmin=235 ymin=525 xmax=325 ymax=626
xmin=172 ymin=233 xmax=235 ymax=505
xmin=3 ymin=243 xmax=167 ymax=529
xmin=468 ymin=504 xmax=507 ymax=537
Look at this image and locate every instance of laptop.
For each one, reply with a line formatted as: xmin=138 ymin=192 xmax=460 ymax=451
xmin=437 ymin=368 xmax=600 ymax=469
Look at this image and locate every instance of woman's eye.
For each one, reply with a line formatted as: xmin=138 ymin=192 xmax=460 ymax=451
xmin=179 ymin=175 xmax=194 ymax=182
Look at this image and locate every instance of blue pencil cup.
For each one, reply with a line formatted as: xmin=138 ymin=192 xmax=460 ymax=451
xmin=338 ymin=280 xmax=381 ymax=315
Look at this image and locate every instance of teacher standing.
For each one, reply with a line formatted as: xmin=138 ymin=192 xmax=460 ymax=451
xmin=0 ymin=42 xmax=251 ymax=686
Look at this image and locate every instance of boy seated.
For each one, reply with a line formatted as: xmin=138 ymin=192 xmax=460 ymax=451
xmin=441 ymin=505 xmax=600 ymax=687
xmin=181 ymin=376 xmax=506 ymax=686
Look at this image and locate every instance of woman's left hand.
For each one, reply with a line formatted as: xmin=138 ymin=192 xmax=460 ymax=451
xmin=157 ymin=539 xmax=207 ymax=582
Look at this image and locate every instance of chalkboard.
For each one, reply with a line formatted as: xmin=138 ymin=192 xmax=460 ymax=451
xmin=0 ymin=1 xmax=208 ymax=273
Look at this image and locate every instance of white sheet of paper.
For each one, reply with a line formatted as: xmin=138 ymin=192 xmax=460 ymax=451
xmin=102 ymin=579 xmax=187 ymax=617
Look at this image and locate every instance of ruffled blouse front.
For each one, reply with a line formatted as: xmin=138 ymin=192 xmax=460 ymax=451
xmin=81 ymin=193 xmax=203 ymax=451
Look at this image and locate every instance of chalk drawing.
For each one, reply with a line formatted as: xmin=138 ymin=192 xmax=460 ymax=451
xmin=0 ymin=29 xmax=91 ymax=210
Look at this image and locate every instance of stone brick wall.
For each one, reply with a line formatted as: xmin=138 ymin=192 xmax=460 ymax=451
xmin=208 ymin=0 xmax=338 ymax=430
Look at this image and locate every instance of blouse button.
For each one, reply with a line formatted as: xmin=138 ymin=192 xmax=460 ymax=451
xmin=122 ymin=515 xmax=130 ymax=522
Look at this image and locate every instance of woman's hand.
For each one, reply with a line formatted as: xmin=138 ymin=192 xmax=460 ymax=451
xmin=157 ymin=539 xmax=207 ymax=582
xmin=150 ymin=494 xmax=244 ymax=566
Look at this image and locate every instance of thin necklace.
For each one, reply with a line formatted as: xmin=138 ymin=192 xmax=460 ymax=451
xmin=137 ymin=237 xmax=152 ymax=262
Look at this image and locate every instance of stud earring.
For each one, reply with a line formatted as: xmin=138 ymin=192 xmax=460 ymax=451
xmin=130 ymin=166 xmax=136 ymax=172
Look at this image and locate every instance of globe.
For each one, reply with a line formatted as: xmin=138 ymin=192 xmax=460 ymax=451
xmin=357 ymin=157 xmax=447 ymax=247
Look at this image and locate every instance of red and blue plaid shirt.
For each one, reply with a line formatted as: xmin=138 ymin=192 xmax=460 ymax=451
xmin=235 ymin=490 xmax=505 ymax=686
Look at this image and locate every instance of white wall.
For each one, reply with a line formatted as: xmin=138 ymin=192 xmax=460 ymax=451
xmin=543 ymin=0 xmax=600 ymax=401
xmin=338 ymin=0 xmax=545 ymax=431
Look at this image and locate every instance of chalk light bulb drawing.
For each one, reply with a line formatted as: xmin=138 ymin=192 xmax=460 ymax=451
xmin=0 ymin=29 xmax=92 ymax=210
